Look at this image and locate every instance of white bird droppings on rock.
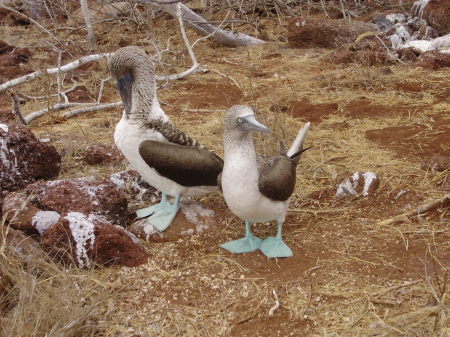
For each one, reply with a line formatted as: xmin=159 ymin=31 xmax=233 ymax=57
xmin=336 ymin=171 xmax=379 ymax=197
xmin=65 ymin=212 xmax=96 ymax=268
xmin=362 ymin=172 xmax=378 ymax=196
xmin=336 ymin=178 xmax=358 ymax=197
xmin=32 ymin=210 xmax=61 ymax=236
xmin=412 ymin=0 xmax=431 ymax=18
xmin=0 ymin=124 xmax=9 ymax=132
xmin=180 ymin=200 xmax=215 ymax=231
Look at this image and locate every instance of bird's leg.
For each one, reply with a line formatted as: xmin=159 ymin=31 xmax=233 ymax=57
xmin=135 ymin=193 xmax=168 ymax=219
xmin=220 ymin=221 xmax=262 ymax=253
xmin=145 ymin=194 xmax=181 ymax=231
xmin=260 ymin=223 xmax=293 ymax=258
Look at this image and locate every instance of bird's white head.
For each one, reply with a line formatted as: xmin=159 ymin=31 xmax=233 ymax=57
xmin=224 ymin=105 xmax=271 ymax=135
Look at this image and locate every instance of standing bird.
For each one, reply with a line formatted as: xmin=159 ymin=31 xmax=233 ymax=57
xmin=220 ymin=106 xmax=310 ymax=258
xmin=109 ymin=46 xmax=223 ymax=231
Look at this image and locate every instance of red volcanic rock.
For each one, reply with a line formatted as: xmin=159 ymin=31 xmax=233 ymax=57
xmin=0 ymin=121 xmax=61 ymax=192
xmin=421 ymin=0 xmax=450 ymax=35
xmin=336 ymin=172 xmax=380 ymax=197
xmin=288 ymin=16 xmax=379 ymax=48
xmin=82 ymin=143 xmax=123 ymax=165
xmin=2 ymin=191 xmax=61 ymax=236
xmin=41 ymin=212 xmax=148 ymax=268
xmin=26 ymin=176 xmax=128 ymax=227
xmin=416 ymin=50 xmax=450 ymax=70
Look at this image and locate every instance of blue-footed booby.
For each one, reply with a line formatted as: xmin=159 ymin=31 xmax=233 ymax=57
xmin=109 ymin=46 xmax=223 ymax=231
xmin=220 ymin=106 xmax=310 ymax=258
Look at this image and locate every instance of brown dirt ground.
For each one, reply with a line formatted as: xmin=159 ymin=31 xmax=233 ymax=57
xmin=0 ymin=10 xmax=449 ymax=337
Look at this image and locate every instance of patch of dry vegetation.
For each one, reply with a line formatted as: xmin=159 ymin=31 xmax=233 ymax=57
xmin=0 ymin=219 xmax=117 ymax=337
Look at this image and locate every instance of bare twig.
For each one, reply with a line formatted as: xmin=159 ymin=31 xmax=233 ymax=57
xmin=97 ymin=77 xmax=111 ymax=103
xmin=154 ymin=3 xmax=199 ymax=81
xmin=11 ymin=93 xmax=27 ymax=125
xmin=56 ymin=50 xmax=63 ymax=104
xmin=18 ymin=80 xmax=79 ymax=100
xmin=376 ymin=194 xmax=450 ymax=226
xmin=268 ymin=290 xmax=280 ymax=317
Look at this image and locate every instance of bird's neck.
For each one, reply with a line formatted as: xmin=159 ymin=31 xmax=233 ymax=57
xmin=129 ymin=68 xmax=167 ymax=123
xmin=224 ymin=131 xmax=257 ymax=162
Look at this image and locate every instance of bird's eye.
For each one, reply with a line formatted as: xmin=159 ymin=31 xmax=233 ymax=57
xmin=237 ymin=117 xmax=243 ymax=123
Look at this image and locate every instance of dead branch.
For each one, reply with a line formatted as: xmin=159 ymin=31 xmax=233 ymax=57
xmin=153 ymin=3 xmax=199 ymax=81
xmin=0 ymin=53 xmax=112 ymax=93
xmin=25 ymin=102 xmax=105 ymax=123
xmin=63 ymin=102 xmax=122 ymax=118
xmin=120 ymin=1 xmax=265 ymax=47
xmin=79 ymin=0 xmax=98 ymax=52
xmin=376 ymin=194 xmax=450 ymax=226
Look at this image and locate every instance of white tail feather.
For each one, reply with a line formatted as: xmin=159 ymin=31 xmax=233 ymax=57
xmin=287 ymin=122 xmax=310 ymax=157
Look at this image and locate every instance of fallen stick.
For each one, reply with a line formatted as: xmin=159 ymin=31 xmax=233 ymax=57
xmin=376 ymin=194 xmax=450 ymax=226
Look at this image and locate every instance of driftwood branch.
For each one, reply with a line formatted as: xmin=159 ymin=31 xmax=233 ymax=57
xmin=376 ymin=194 xmax=450 ymax=226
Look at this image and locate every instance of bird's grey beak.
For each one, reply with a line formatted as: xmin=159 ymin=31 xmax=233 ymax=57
xmin=238 ymin=115 xmax=271 ymax=133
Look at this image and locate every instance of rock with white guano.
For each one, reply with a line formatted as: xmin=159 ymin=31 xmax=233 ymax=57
xmin=41 ymin=212 xmax=148 ymax=268
xmin=0 ymin=121 xmax=61 ymax=192
xmin=2 ymin=176 xmax=149 ymax=268
xmin=26 ymin=176 xmax=129 ymax=227
xmin=336 ymin=172 xmax=379 ymax=197
xmin=2 ymin=191 xmax=60 ymax=236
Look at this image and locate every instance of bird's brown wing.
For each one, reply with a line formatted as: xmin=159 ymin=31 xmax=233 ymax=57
xmin=257 ymin=155 xmax=296 ymax=201
xmin=139 ymin=140 xmax=223 ymax=187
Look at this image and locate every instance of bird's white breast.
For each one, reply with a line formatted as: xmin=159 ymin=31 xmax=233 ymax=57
xmin=222 ymin=149 xmax=289 ymax=223
xmin=114 ymin=113 xmax=217 ymax=197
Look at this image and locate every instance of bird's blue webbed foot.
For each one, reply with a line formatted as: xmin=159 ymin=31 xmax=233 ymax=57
xmin=260 ymin=223 xmax=293 ymax=258
xmin=220 ymin=221 xmax=262 ymax=253
xmin=137 ymin=194 xmax=181 ymax=231
xmin=135 ymin=193 xmax=169 ymax=219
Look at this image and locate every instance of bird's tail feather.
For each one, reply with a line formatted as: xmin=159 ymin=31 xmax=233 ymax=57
xmin=287 ymin=121 xmax=310 ymax=158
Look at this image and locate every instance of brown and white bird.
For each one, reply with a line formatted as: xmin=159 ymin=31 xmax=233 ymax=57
xmin=109 ymin=46 xmax=223 ymax=231
xmin=220 ymin=106 xmax=310 ymax=258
